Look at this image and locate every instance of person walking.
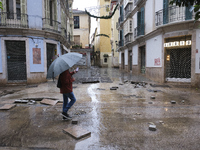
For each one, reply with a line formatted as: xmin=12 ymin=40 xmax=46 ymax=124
xmin=59 ymin=69 xmax=78 ymax=120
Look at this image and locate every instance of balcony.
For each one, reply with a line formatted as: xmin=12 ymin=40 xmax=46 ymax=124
xmin=134 ymin=24 xmax=145 ymax=38
xmin=124 ymin=0 xmax=133 ymax=8
xmin=155 ymin=6 xmax=194 ymax=26
xmin=119 ymin=39 xmax=124 ymax=47
xmin=0 ymin=12 xmax=68 ymax=41
xmin=116 ymin=21 xmax=120 ymax=29
xmin=125 ymin=34 xmax=132 ymax=45
xmin=118 ymin=15 xmax=124 ymax=25
xmin=125 ymin=4 xmax=133 ymax=18
xmin=134 ymin=0 xmax=142 ymax=6
xmin=42 ymin=18 xmax=61 ymax=33
xmin=0 ymin=12 xmax=28 ymax=28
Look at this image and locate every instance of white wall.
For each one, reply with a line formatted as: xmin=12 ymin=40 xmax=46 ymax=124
xmin=27 ymin=0 xmax=43 ymax=29
xmin=125 ymin=49 xmax=128 ymax=65
xmin=133 ymin=14 xmax=137 ymax=35
xmin=146 ymin=34 xmax=162 ymax=67
xmin=29 ymin=38 xmax=44 ymax=73
xmin=0 ymin=38 xmax=2 ymax=73
xmin=196 ymin=29 xmax=200 ymax=73
xmin=119 ymin=51 xmax=121 ymax=64
xmin=155 ymin=0 xmax=163 ymax=12
xmin=132 ymin=45 xmax=138 ymax=65
xmin=145 ymin=0 xmax=154 ymax=34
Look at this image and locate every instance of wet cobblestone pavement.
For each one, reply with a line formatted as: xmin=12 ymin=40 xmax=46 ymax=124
xmin=1 ymin=67 xmax=200 ymax=150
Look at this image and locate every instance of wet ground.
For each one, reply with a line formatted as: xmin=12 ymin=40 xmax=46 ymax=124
xmin=1 ymin=67 xmax=200 ymax=150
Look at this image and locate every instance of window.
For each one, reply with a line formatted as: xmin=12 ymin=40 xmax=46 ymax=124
xmin=137 ymin=7 xmax=144 ymax=36
xmin=74 ymin=16 xmax=79 ymax=29
xmin=45 ymin=0 xmax=56 ymax=26
xmin=49 ymin=0 xmax=56 ymax=26
xmin=104 ymin=58 xmax=107 ymax=63
xmin=16 ymin=0 xmax=21 ymax=19
xmin=6 ymin=0 xmax=21 ymax=19
xmin=7 ymin=0 xmax=14 ymax=19
xmin=74 ymin=35 xmax=80 ymax=45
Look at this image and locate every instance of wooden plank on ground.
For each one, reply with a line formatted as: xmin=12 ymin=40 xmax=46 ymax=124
xmin=0 ymin=104 xmax=16 ymax=110
xmin=40 ymin=99 xmax=58 ymax=105
xmin=63 ymin=126 xmax=91 ymax=139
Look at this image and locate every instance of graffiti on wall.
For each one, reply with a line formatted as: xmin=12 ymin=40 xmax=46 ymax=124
xmin=154 ymin=57 xmax=160 ymax=66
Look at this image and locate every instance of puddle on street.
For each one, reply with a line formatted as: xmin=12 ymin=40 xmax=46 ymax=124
xmin=87 ymin=84 xmax=99 ymax=103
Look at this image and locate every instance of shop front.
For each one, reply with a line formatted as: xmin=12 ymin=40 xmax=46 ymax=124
xmin=164 ymin=35 xmax=192 ymax=82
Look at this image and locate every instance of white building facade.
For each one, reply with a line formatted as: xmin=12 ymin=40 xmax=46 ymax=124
xmin=0 ymin=0 xmax=74 ymax=85
xmin=117 ymin=0 xmax=200 ymax=87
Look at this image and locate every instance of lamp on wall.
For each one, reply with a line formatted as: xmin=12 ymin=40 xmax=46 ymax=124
xmin=166 ymin=55 xmax=170 ymax=61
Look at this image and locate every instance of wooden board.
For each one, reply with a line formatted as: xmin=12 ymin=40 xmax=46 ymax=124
xmin=0 ymin=104 xmax=16 ymax=110
xmin=63 ymin=126 xmax=91 ymax=139
xmin=40 ymin=99 xmax=58 ymax=105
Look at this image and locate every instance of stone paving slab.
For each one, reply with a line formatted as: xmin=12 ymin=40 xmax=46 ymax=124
xmin=0 ymin=104 xmax=16 ymax=110
xmin=40 ymin=99 xmax=58 ymax=105
xmin=63 ymin=126 xmax=91 ymax=139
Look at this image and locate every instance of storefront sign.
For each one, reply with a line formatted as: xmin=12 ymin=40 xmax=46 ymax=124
xmin=164 ymin=40 xmax=191 ymax=47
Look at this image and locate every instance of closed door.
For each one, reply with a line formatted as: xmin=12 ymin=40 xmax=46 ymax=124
xmin=6 ymin=40 xmax=27 ymax=81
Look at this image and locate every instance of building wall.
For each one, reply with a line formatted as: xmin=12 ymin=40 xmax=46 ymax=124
xmin=73 ymin=13 xmax=90 ymax=48
xmin=145 ymin=0 xmax=154 ymax=34
xmin=27 ymin=0 xmax=43 ymax=29
xmin=0 ymin=0 xmax=72 ymax=85
xmin=117 ymin=0 xmax=200 ymax=87
xmin=146 ymin=34 xmax=162 ymax=67
xmin=98 ymin=0 xmax=112 ymax=67
xmin=132 ymin=45 xmax=138 ymax=65
xmin=111 ymin=3 xmax=119 ymax=67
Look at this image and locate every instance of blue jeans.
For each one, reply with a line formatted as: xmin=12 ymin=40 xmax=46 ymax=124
xmin=62 ymin=92 xmax=76 ymax=113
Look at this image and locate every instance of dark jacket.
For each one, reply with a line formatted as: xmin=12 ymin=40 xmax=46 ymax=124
xmin=60 ymin=70 xmax=75 ymax=94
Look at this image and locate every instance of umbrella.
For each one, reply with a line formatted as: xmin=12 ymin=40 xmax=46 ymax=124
xmin=46 ymin=52 xmax=82 ymax=79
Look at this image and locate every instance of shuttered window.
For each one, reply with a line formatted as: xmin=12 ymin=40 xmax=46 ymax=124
xmin=74 ymin=16 xmax=79 ymax=29
xmin=137 ymin=7 xmax=144 ymax=36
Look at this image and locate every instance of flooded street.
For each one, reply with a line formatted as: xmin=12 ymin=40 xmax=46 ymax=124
xmin=1 ymin=68 xmax=200 ymax=150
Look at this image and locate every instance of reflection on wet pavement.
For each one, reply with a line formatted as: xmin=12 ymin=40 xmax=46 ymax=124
xmin=1 ymin=67 xmax=200 ymax=149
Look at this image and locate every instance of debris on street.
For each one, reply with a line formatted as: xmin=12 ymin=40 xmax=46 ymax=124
xmin=63 ymin=126 xmax=91 ymax=140
xmin=40 ymin=99 xmax=59 ymax=105
xmin=0 ymin=104 xmax=16 ymax=110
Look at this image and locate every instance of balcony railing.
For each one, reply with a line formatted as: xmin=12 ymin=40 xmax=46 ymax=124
xmin=0 ymin=12 xmax=28 ymax=28
xmin=42 ymin=18 xmax=61 ymax=33
xmin=125 ymin=4 xmax=132 ymax=18
xmin=119 ymin=39 xmax=124 ymax=47
xmin=134 ymin=24 xmax=145 ymax=38
xmin=125 ymin=34 xmax=132 ymax=44
xmin=124 ymin=0 xmax=133 ymax=8
xmin=118 ymin=15 xmax=124 ymax=25
xmin=134 ymin=0 xmax=142 ymax=6
xmin=0 ymin=12 xmax=69 ymax=41
xmin=155 ymin=6 xmax=194 ymax=26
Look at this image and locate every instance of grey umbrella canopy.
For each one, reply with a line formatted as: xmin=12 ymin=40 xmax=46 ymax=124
xmin=46 ymin=52 xmax=82 ymax=79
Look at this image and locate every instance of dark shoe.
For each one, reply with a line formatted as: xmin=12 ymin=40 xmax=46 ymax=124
xmin=62 ymin=112 xmax=72 ymax=119
xmin=62 ymin=116 xmax=69 ymax=120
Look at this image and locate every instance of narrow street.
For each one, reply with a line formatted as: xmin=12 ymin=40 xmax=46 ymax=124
xmin=0 ymin=67 xmax=200 ymax=150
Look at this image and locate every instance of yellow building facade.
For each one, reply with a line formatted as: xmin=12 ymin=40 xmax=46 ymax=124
xmin=73 ymin=9 xmax=91 ymax=49
xmin=92 ymin=0 xmax=119 ymax=68
xmin=110 ymin=1 xmax=119 ymax=68
xmin=95 ymin=0 xmax=112 ymax=67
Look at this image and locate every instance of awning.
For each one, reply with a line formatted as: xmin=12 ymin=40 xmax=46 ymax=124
xmin=63 ymin=45 xmax=71 ymax=53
